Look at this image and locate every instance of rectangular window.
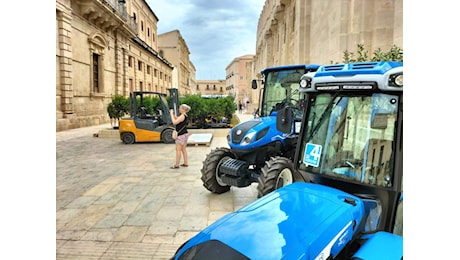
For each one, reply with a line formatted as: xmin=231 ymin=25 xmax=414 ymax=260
xmin=196 ymin=84 xmax=199 ymax=90
xmin=128 ymin=56 xmax=132 ymax=67
xmin=93 ymin=53 xmax=99 ymax=92
xmin=138 ymin=61 xmax=142 ymax=71
xmin=129 ymin=78 xmax=133 ymax=93
xmin=154 ymin=69 xmax=157 ymax=77
xmin=213 ymin=85 xmax=216 ymax=90
xmin=147 ymin=65 xmax=151 ymax=74
xmin=160 ymin=72 xmax=163 ymax=80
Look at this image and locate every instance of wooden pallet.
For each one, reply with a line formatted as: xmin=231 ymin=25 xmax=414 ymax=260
xmin=187 ymin=142 xmax=211 ymax=147
xmin=187 ymin=133 xmax=213 ymax=147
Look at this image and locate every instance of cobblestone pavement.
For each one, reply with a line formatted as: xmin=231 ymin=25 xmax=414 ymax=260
xmin=56 ymin=113 xmax=258 ymax=259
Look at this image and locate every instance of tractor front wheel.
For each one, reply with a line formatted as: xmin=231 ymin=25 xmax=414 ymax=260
xmin=201 ymin=147 xmax=234 ymax=194
xmin=257 ymin=156 xmax=303 ymax=198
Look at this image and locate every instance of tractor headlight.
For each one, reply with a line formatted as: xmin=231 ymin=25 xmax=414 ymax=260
xmin=300 ymin=78 xmax=308 ymax=88
xmin=300 ymin=78 xmax=312 ymax=88
xmin=241 ymin=132 xmax=256 ymax=146
xmin=389 ymin=73 xmax=403 ymax=87
xmin=395 ymin=74 xmax=403 ymax=86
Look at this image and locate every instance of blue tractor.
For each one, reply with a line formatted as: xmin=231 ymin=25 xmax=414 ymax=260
xmin=200 ymin=64 xmax=320 ymax=197
xmin=172 ymin=61 xmax=403 ymax=259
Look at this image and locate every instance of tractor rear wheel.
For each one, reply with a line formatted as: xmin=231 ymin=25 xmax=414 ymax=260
xmin=257 ymin=156 xmax=303 ymax=198
xmin=201 ymin=147 xmax=234 ymax=194
xmin=121 ymin=132 xmax=135 ymax=144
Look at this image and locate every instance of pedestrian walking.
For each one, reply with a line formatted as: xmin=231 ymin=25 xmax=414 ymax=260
xmin=169 ymin=104 xmax=191 ymax=169
xmin=244 ymin=97 xmax=249 ymax=111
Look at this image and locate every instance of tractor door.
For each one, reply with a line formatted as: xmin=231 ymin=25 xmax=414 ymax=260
xmin=297 ymin=92 xmax=403 ymax=233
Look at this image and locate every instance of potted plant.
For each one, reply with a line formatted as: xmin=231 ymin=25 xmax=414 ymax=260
xmin=107 ymin=95 xmax=129 ymax=129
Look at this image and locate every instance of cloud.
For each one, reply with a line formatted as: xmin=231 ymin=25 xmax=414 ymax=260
xmin=147 ymin=0 xmax=265 ymax=79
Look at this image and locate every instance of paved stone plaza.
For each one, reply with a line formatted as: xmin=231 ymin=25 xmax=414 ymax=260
xmin=56 ymin=113 xmax=257 ymax=259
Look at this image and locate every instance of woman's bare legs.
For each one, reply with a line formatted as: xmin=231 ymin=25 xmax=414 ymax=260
xmin=180 ymin=144 xmax=188 ymax=165
xmin=174 ymin=143 xmax=182 ymax=166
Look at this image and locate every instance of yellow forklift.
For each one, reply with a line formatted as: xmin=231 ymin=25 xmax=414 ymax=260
xmin=118 ymin=89 xmax=179 ymax=144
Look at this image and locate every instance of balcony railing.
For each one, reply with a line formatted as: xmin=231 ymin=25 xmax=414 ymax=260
xmin=126 ymin=16 xmax=137 ymax=33
xmin=103 ymin=0 xmax=127 ymax=16
xmin=97 ymin=0 xmax=138 ymax=33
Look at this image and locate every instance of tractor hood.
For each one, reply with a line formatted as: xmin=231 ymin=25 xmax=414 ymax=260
xmin=229 ymin=116 xmax=288 ymax=149
xmin=172 ymin=182 xmax=365 ymax=259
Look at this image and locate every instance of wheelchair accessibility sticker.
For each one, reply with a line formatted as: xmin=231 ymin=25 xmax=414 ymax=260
xmin=303 ymin=143 xmax=322 ymax=167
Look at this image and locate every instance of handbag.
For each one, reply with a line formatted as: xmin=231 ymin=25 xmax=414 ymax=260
xmin=172 ymin=130 xmax=178 ymax=139
xmin=172 ymin=125 xmax=186 ymax=140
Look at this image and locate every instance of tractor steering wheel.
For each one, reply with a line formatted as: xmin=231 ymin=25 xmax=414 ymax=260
xmin=274 ymin=98 xmax=297 ymax=111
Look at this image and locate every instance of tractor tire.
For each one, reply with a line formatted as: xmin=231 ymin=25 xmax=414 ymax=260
xmin=257 ymin=156 xmax=302 ymax=198
xmin=161 ymin=128 xmax=175 ymax=144
xmin=121 ymin=132 xmax=135 ymax=144
xmin=201 ymin=147 xmax=235 ymax=194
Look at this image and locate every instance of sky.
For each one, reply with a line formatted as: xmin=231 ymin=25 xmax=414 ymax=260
xmin=146 ymin=0 xmax=266 ymax=80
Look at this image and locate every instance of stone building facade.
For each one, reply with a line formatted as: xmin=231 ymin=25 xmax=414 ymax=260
xmin=56 ymin=0 xmax=402 ymax=131
xmin=225 ymin=54 xmax=255 ymax=106
xmin=158 ymin=30 xmax=196 ymax=96
xmin=56 ymin=0 xmax=176 ymax=131
xmin=248 ymin=0 xmax=403 ymax=105
xmin=194 ymin=80 xmax=226 ymax=97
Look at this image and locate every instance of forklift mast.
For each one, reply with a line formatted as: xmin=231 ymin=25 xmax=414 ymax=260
xmin=168 ymin=88 xmax=180 ymax=116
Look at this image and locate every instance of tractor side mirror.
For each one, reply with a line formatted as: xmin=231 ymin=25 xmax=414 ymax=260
xmin=276 ymin=107 xmax=293 ymax=133
xmin=251 ymin=79 xmax=258 ymax=89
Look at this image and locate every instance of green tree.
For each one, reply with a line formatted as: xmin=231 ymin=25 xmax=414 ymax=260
xmin=180 ymin=95 xmax=207 ymax=126
xmin=134 ymin=96 xmax=161 ymax=115
xmin=107 ymin=95 xmax=129 ymax=128
xmin=371 ymin=45 xmax=403 ymax=62
xmin=343 ymin=43 xmax=403 ymax=63
xmin=218 ymin=96 xmax=236 ymax=119
xmin=177 ymin=95 xmax=236 ymax=127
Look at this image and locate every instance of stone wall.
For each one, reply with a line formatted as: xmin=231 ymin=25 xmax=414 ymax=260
xmin=254 ymin=0 xmax=402 ymax=72
xmin=56 ymin=0 xmax=175 ymax=131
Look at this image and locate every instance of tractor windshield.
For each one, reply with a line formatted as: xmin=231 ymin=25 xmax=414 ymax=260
xmin=299 ymin=92 xmax=399 ymax=188
xmin=260 ymin=69 xmax=305 ymax=117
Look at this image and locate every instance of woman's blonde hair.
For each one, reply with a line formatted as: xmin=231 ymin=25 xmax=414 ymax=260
xmin=180 ymin=104 xmax=191 ymax=113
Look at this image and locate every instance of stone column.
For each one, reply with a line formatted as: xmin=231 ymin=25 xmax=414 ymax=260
xmin=114 ymin=34 xmax=126 ymax=96
xmin=57 ymin=9 xmax=74 ymax=116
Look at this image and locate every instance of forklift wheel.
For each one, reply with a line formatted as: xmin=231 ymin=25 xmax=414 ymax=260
xmin=122 ymin=132 xmax=135 ymax=144
xmin=161 ymin=128 xmax=176 ymax=144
